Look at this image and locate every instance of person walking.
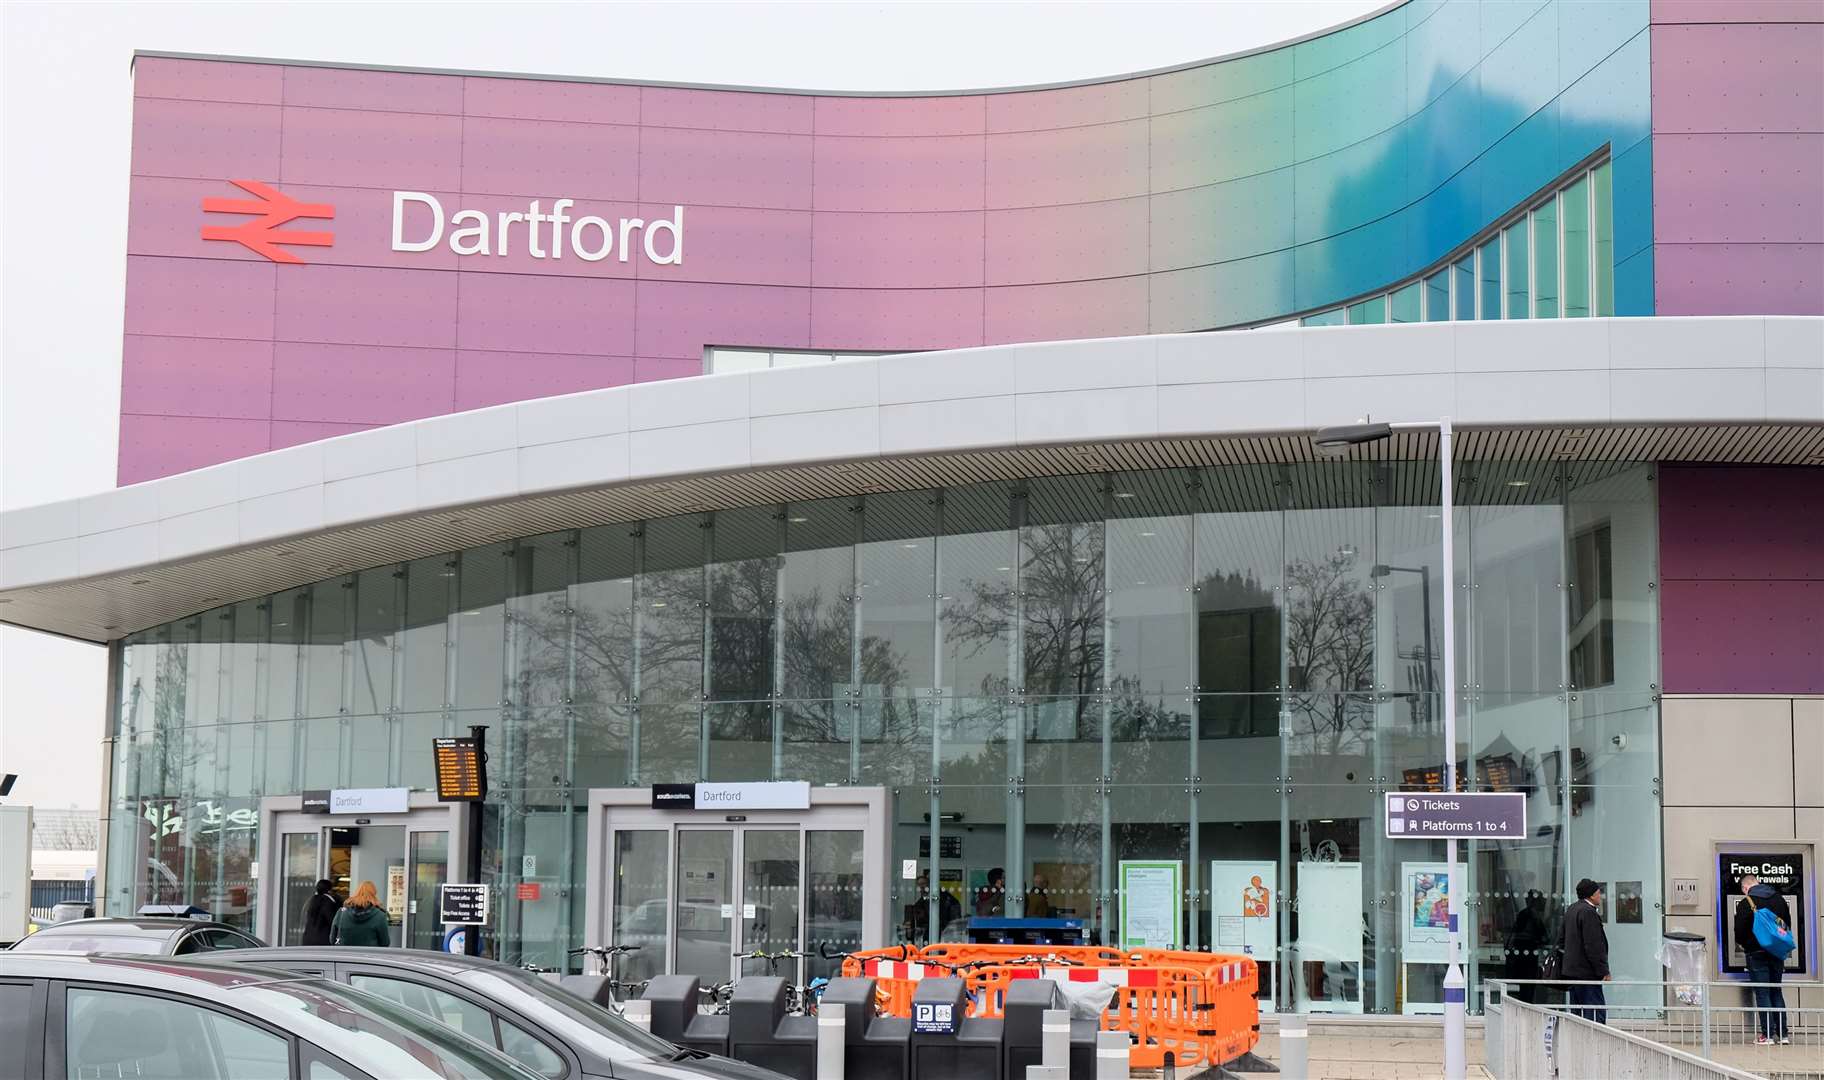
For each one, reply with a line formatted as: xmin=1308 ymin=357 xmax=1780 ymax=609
xmin=975 ymin=867 xmax=1006 ymax=917
xmin=330 ymin=880 xmax=391 ymax=947
xmin=1734 ymin=873 xmax=1793 ymax=1045
xmin=1560 ymin=878 xmax=1610 ymax=1023
xmin=299 ymin=879 xmax=341 ymax=946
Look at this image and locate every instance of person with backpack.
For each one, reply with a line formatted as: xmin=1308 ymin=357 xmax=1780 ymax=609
xmin=330 ymin=879 xmax=391 ymax=947
xmin=1733 ymin=873 xmax=1795 ymax=1044
xmin=1559 ymin=878 xmax=1610 ymax=1023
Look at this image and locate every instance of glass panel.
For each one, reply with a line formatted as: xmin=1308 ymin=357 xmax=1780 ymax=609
xmin=1531 ymin=198 xmax=1558 ymax=319
xmin=1478 ymin=237 xmax=1501 ymax=320
xmin=454 ymin=547 xmax=509 ymax=710
xmin=806 ymin=830 xmax=864 ymax=980
xmin=305 ymin=579 xmax=349 ymax=719
xmin=66 ymin=987 xmax=288 ymax=1080
xmin=710 ymin=349 xmax=769 ymax=374
xmin=1592 ymin=162 xmax=1614 ymax=317
xmin=1301 ymin=309 xmax=1345 ymax=327
xmin=1561 ymin=176 xmax=1591 ymax=318
xmin=1423 ymin=270 xmax=1450 ymax=322
xmin=281 ymin=831 xmax=320 ymax=947
xmin=574 ymin=527 xmax=636 ymax=788
xmin=856 ymin=490 xmax=936 ymax=788
xmin=1389 ymin=282 xmax=1420 ymax=324
xmin=329 ymin=823 xmax=405 ymax=948
xmin=1345 ymin=296 xmax=1385 ymax=325
xmin=740 ymin=829 xmax=802 ymax=979
xmin=779 ymin=499 xmax=857 ymax=784
xmin=612 ymin=830 xmax=669 ymax=985
xmin=676 ymin=829 xmax=734 ymax=985
xmin=268 ymin=589 xmax=305 ymax=722
xmin=511 ymin=533 xmax=574 ymax=713
xmin=1504 ymin=223 xmax=1529 ymax=320
xmin=401 ymin=556 xmax=452 ymax=715
xmin=499 ymin=1019 xmax=567 ymax=1079
xmin=639 ymin=515 xmax=707 ymax=780
xmin=348 ymin=974 xmax=495 ymax=1044
xmin=408 ymin=831 xmax=450 ymax=951
xmin=1453 ymin=258 xmax=1474 ymax=320
xmin=350 ymin=567 xmax=398 ymax=717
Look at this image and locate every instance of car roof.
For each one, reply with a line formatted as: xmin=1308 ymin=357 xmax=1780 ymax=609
xmin=22 ymin=917 xmax=235 ymax=936
xmin=0 ymin=951 xmax=317 ymax=995
xmin=197 ymin=945 xmax=500 ymax=976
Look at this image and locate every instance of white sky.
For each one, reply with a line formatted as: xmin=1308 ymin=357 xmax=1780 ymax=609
xmin=0 ymin=0 xmax=1382 ymax=814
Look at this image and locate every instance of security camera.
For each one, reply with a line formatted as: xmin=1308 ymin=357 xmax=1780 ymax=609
xmin=1611 ymin=733 xmax=1628 ymax=751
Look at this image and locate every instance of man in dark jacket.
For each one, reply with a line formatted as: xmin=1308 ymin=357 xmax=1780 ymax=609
xmin=300 ymin=879 xmax=340 ymax=946
xmin=1560 ymin=878 xmax=1610 ymax=1023
xmin=1733 ymin=874 xmax=1792 ymax=1044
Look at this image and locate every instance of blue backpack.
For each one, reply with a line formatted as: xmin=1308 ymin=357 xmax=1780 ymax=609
xmin=1750 ymin=898 xmax=1797 ymax=960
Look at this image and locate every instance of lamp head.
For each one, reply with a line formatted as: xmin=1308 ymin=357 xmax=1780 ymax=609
xmin=1369 ymin=564 xmax=1393 ymax=578
xmin=1312 ymin=421 xmax=1393 ymax=455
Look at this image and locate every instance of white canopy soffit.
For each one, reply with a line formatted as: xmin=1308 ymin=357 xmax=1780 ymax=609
xmin=3 ymin=316 xmax=1820 ymax=643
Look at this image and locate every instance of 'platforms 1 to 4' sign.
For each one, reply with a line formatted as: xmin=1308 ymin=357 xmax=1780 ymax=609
xmin=1385 ymin=791 xmax=1527 ymax=840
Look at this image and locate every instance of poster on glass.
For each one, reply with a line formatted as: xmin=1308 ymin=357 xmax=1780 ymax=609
xmin=1399 ymin=861 xmax=1451 ymax=1014
xmin=1118 ymin=861 xmax=1181 ymax=949
xmin=1210 ymin=860 xmax=1276 ymax=1010
xmin=1294 ymin=861 xmax=1363 ymax=1014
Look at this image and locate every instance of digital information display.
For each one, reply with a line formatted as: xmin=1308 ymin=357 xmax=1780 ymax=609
xmin=433 ymin=737 xmax=487 ymax=802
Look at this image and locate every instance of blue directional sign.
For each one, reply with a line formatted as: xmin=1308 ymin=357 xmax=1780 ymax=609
xmin=1385 ymin=792 xmax=1526 ymax=840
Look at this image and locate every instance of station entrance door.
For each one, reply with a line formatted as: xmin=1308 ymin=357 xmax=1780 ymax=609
xmin=586 ymin=786 xmax=889 ymax=989
xmin=258 ymin=792 xmax=462 ymax=951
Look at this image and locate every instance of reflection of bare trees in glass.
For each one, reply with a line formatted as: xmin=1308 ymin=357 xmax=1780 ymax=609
xmin=1283 ymin=550 xmax=1375 ymax=756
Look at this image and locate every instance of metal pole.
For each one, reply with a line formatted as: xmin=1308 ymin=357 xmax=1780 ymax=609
xmin=623 ymin=998 xmax=653 ymax=1033
xmin=1277 ymin=1013 xmax=1308 ymax=1080
xmin=1042 ymin=1007 xmax=1069 ymax=1067
xmin=816 ymin=1001 xmax=845 ymax=1080
xmin=1438 ymin=417 xmax=1465 ymax=1080
xmin=465 ymin=724 xmax=488 ymax=957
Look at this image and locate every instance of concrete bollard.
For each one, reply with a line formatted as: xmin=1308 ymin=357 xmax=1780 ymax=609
xmin=1041 ymin=1007 xmax=1070 ymax=1068
xmin=1095 ymin=1030 xmax=1129 ymax=1079
xmin=816 ymin=1001 xmax=845 ymax=1080
xmin=1277 ymin=1013 xmax=1308 ymax=1080
xmin=1026 ymin=1067 xmax=1069 ymax=1080
xmin=622 ymin=998 xmax=653 ymax=1033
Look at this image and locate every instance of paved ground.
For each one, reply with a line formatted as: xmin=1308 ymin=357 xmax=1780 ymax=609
xmin=1230 ymin=1025 xmax=1493 ymax=1079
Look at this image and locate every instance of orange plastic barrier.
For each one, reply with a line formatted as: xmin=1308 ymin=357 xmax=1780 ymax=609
xmin=841 ymin=944 xmax=1260 ymax=1070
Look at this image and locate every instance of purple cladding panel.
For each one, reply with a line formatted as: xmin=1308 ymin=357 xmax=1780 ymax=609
xmin=1658 ymin=465 xmax=1824 ymax=694
xmin=1650 ymin=4 xmax=1824 ymax=316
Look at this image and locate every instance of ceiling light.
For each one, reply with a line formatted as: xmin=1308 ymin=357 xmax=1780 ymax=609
xmin=651 ymin=602 xmax=668 ymax=608
xmin=1506 ymin=480 xmax=1529 ymax=488
xmin=788 ymin=517 xmax=808 ymax=524
xmin=1114 ymin=492 xmax=1135 ymax=499
xmin=1139 ymin=531 xmax=1156 ymax=537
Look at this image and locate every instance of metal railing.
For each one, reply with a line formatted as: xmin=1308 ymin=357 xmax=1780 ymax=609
xmin=1484 ymin=980 xmax=1822 ymax=1080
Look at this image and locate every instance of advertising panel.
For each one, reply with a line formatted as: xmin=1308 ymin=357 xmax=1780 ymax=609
xmin=1717 ymin=848 xmax=1811 ymax=976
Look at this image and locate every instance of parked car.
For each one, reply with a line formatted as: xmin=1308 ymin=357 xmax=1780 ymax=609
xmin=0 ymin=951 xmax=548 ymax=1080
xmin=193 ymin=947 xmax=791 ymax=1080
xmin=8 ymin=916 xmax=262 ymax=956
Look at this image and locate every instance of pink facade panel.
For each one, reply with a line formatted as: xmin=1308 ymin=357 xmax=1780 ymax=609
xmin=460 ymin=116 xmax=641 ymax=201
xmin=133 ymin=56 xmax=282 ymax=104
xmin=633 ymin=280 xmax=811 ymax=359
xmin=1651 ymin=0 xmax=1824 ymax=23
xmin=984 ymin=277 xmax=1151 ymax=343
xmin=635 ymin=203 xmax=811 ymax=287
xmin=461 ymin=76 xmax=641 ymax=125
xmin=1651 ymin=22 xmax=1824 ymax=134
xmin=638 ymin=86 xmax=813 ymax=134
xmin=124 ymin=256 xmax=275 ymax=340
xmin=281 ymin=64 xmax=463 ymax=114
xmin=455 ymin=351 xmax=635 ymax=411
xmin=413 ymin=191 xmax=636 ymax=278
xmin=985 ymin=198 xmax=1150 ymax=286
xmin=455 ymin=273 xmax=635 ymax=356
xmin=987 ymin=79 xmax=1151 ymax=133
xmin=811 ymin=210 xmax=985 ymax=289
xmin=270 ymin=342 xmax=456 ymax=425
xmin=636 ymin=125 xmax=814 ymax=210
xmin=810 ymin=135 xmax=986 ymax=213
xmin=986 ymin=120 xmax=1151 ymax=210
xmin=131 ymin=97 xmax=281 ymax=180
xmin=810 ymin=287 xmax=984 ymax=352
xmin=120 ymin=336 xmax=275 ymax=420
xmin=281 ymin=106 xmax=464 ymax=190
xmin=275 ymin=264 xmax=459 ymax=349
xmin=1653 ymin=134 xmax=1823 ymax=244
xmin=812 ymin=94 xmax=985 ymax=137
xmin=270 ymin=420 xmax=374 ymax=449
xmin=118 ymin=415 xmax=271 ymax=485
xmin=1654 ymin=243 xmax=1824 ymax=315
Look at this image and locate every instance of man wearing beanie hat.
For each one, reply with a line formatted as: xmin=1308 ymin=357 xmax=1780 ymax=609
xmin=1560 ymin=878 xmax=1611 ymax=1022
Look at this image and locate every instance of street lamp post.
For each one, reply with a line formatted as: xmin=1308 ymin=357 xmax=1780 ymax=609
xmin=1314 ymin=418 xmax=1464 ymax=1080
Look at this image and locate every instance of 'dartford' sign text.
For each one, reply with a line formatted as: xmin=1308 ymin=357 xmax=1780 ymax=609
xmin=392 ymin=192 xmax=683 ymax=264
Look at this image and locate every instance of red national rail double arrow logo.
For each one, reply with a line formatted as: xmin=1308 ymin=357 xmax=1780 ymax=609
xmin=200 ymin=180 xmax=334 ymax=264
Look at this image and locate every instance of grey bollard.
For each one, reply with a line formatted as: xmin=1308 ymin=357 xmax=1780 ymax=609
xmin=1041 ymin=1008 xmax=1069 ymax=1068
xmin=622 ymin=999 xmax=653 ymax=1033
xmin=1095 ymin=1030 xmax=1129 ymax=1079
xmin=817 ymin=1002 xmax=845 ymax=1080
xmin=1278 ymin=1013 xmax=1308 ymax=1080
xmin=1026 ymin=1068 xmax=1068 ymax=1080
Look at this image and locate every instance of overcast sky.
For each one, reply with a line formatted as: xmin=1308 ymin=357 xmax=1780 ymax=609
xmin=0 ymin=0 xmax=1382 ymax=813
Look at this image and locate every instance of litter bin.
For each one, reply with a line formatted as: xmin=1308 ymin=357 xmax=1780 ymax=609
xmin=1658 ymin=930 xmax=1706 ymax=1005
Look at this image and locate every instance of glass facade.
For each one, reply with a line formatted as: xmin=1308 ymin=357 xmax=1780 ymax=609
xmin=1307 ymin=160 xmax=1613 ymax=328
xmin=105 ymin=461 xmax=1662 ymax=1011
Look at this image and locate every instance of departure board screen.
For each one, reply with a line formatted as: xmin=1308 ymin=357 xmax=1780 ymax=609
xmin=434 ymin=737 xmax=487 ymax=801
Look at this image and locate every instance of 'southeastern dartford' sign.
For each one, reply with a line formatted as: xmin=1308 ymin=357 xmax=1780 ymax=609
xmin=1385 ymin=791 xmax=1527 ymax=840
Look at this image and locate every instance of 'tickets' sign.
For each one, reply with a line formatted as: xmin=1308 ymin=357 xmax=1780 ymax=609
xmin=1717 ymin=850 xmax=1810 ymax=975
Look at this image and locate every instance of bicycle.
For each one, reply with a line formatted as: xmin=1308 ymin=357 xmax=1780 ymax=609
xmin=816 ymin=942 xmax=909 ymax=1015
xmin=696 ymin=980 xmax=736 ymax=1014
xmin=735 ymin=949 xmax=815 ymax=1013
xmin=567 ymin=945 xmax=649 ymax=1013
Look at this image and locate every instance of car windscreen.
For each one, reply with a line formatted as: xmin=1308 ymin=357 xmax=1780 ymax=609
xmin=465 ymin=968 xmax=682 ymax=1063
xmin=10 ymin=932 xmax=166 ymax=955
xmin=229 ymin=975 xmax=548 ymax=1080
